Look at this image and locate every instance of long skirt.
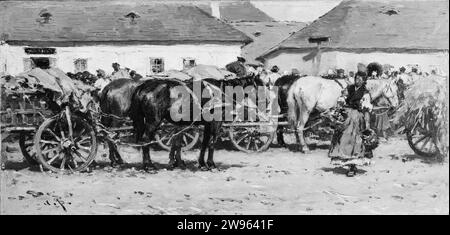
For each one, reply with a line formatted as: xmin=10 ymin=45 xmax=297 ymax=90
xmin=372 ymin=111 xmax=391 ymax=137
xmin=328 ymin=108 xmax=372 ymax=166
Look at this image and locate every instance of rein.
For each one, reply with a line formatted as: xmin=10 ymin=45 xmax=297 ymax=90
xmin=332 ymin=79 xmax=345 ymax=89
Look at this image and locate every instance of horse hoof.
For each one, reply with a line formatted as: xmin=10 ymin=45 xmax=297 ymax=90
xmin=198 ymin=161 xmax=206 ymax=169
xmin=210 ymin=168 xmax=220 ymax=173
xmin=143 ymin=164 xmax=157 ymax=172
xmin=110 ymin=162 xmax=121 ymax=168
xmin=176 ymin=161 xmax=187 ymax=170
xmin=302 ymin=149 xmax=311 ymax=154
xmin=145 ymin=167 xmax=158 ymax=174
xmin=206 ymin=161 xmax=216 ymax=169
xmin=199 ymin=166 xmax=209 ymax=171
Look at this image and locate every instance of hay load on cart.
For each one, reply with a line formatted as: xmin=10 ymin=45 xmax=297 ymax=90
xmin=1 ymin=68 xmax=97 ymax=172
xmin=392 ymin=75 xmax=449 ymax=159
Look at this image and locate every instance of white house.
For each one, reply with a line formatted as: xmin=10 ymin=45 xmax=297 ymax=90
xmin=256 ymin=0 xmax=449 ymax=75
xmin=0 ymin=2 xmax=252 ymax=76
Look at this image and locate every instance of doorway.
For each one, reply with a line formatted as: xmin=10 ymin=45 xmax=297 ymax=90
xmin=31 ymin=57 xmax=50 ymax=69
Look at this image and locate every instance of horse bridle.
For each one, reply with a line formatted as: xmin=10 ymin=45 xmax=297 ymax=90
xmin=332 ymin=79 xmax=346 ymax=89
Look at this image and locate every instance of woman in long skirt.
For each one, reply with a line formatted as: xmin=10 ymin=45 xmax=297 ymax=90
xmin=329 ymin=71 xmax=374 ymax=177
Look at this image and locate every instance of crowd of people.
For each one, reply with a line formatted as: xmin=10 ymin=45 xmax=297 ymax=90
xmin=63 ymin=57 xmax=445 ymax=177
xmin=67 ymin=62 xmax=144 ymax=92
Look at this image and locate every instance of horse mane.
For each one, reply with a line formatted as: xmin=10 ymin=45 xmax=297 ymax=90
xmin=203 ymin=74 xmax=262 ymax=88
xmin=274 ymin=74 xmax=301 ymax=86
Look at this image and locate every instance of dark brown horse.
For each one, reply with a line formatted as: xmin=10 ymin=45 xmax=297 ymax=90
xmin=130 ymin=75 xmax=266 ymax=170
xmin=273 ymin=74 xmax=303 ymax=146
xmin=97 ymin=79 xmax=142 ymax=166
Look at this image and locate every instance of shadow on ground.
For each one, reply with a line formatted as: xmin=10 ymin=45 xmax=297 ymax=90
xmin=320 ymin=167 xmax=367 ymax=175
xmin=388 ymin=153 xmax=446 ymax=164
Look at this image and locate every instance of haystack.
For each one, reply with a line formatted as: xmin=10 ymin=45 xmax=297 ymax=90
xmin=393 ymin=75 xmax=448 ymax=156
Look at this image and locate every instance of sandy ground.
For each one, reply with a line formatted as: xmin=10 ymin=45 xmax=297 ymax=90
xmin=0 ymin=137 xmax=448 ymax=215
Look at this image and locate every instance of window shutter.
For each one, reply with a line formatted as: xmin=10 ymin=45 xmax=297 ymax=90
xmin=23 ymin=58 xmax=34 ymax=71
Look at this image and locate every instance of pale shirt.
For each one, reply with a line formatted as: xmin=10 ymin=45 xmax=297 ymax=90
xmin=94 ymin=78 xmax=111 ymax=91
xmin=110 ymin=69 xmax=131 ymax=80
xmin=266 ymin=72 xmax=281 ymax=86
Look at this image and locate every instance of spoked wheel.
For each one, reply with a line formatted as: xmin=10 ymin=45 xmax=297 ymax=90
xmin=19 ymin=132 xmax=39 ymax=165
xmin=229 ymin=125 xmax=276 ymax=153
xmin=155 ymin=124 xmax=200 ymax=151
xmin=406 ymin=124 xmax=439 ymax=157
xmin=34 ymin=114 xmax=97 ymax=173
xmin=228 ymin=101 xmax=276 ymax=153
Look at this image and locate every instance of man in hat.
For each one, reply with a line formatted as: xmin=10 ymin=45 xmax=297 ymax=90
xmin=130 ymin=70 xmax=143 ymax=81
xmin=225 ymin=57 xmax=247 ymax=77
xmin=110 ymin=62 xmax=131 ymax=80
xmin=94 ymin=69 xmax=111 ymax=92
xmin=266 ymin=65 xmax=281 ymax=87
xmin=398 ymin=66 xmax=413 ymax=86
xmin=291 ymin=68 xmax=300 ymax=76
xmin=336 ymin=68 xmax=346 ymax=79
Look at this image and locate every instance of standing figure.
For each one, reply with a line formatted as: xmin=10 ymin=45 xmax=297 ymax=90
xmin=93 ymin=69 xmax=111 ymax=92
xmin=225 ymin=57 xmax=247 ymax=78
xmin=266 ymin=65 xmax=281 ymax=87
xmin=328 ymin=71 xmax=375 ymax=177
xmin=110 ymin=62 xmax=131 ymax=80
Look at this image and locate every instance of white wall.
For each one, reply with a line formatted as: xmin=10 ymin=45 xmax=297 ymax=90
xmin=0 ymin=43 xmax=242 ymax=76
xmin=265 ymin=50 xmax=450 ymax=75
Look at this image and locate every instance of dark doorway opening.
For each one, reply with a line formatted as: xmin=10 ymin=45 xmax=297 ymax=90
xmin=31 ymin=57 xmax=50 ymax=69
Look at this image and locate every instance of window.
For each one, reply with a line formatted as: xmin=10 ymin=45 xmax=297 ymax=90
xmin=74 ymin=58 xmax=88 ymax=73
xmin=183 ymin=58 xmax=196 ymax=70
xmin=23 ymin=57 xmax=55 ymax=70
xmin=150 ymin=57 xmax=164 ymax=74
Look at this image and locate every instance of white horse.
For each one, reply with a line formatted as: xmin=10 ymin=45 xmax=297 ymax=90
xmin=286 ymin=76 xmax=399 ymax=152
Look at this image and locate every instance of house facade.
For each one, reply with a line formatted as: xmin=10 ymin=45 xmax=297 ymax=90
xmin=256 ymin=0 xmax=449 ymax=75
xmin=0 ymin=2 xmax=251 ymax=76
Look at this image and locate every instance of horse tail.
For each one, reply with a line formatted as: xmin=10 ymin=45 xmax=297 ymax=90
xmin=98 ymin=85 xmax=113 ymax=126
xmin=130 ymin=86 xmax=146 ymax=143
xmin=287 ymin=83 xmax=301 ymax=128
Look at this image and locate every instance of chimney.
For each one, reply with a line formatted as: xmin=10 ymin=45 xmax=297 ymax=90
xmin=211 ymin=2 xmax=220 ymax=19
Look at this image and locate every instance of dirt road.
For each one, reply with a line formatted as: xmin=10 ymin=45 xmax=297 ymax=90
xmin=0 ymin=137 xmax=448 ymax=214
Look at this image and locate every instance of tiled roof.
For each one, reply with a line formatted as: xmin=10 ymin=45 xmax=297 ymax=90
xmin=0 ymin=1 xmax=252 ymax=45
xmin=258 ymin=0 xmax=449 ymax=59
xmin=219 ymin=1 xmax=274 ymax=22
xmin=232 ymin=22 xmax=306 ymax=63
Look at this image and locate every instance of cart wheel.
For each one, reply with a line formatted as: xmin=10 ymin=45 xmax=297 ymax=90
xmin=229 ymin=125 xmax=276 ymax=153
xmin=406 ymin=125 xmax=439 ymax=157
xmin=34 ymin=116 xmax=97 ymax=173
xmin=155 ymin=125 xmax=200 ymax=151
xmin=19 ymin=133 xmax=39 ymax=166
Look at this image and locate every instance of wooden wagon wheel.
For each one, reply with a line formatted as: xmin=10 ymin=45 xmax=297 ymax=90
xmin=155 ymin=125 xmax=200 ymax=151
xmin=19 ymin=132 xmax=39 ymax=166
xmin=229 ymin=125 xmax=275 ymax=153
xmin=228 ymin=103 xmax=276 ymax=153
xmin=406 ymin=109 xmax=440 ymax=157
xmin=34 ymin=113 xmax=97 ymax=173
